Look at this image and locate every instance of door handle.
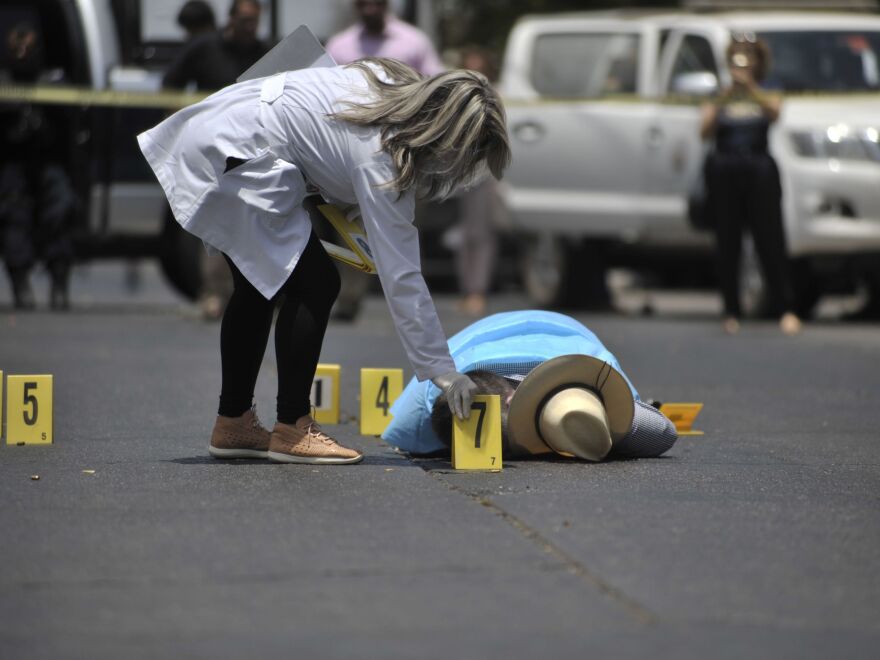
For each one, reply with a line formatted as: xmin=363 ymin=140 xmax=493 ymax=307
xmin=513 ymin=121 xmax=545 ymax=143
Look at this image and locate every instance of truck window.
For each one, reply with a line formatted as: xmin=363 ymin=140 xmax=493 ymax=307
xmin=531 ymin=32 xmax=640 ymax=97
xmin=760 ymin=30 xmax=880 ymax=91
xmin=669 ymin=34 xmax=718 ymax=84
xmin=0 ymin=1 xmax=86 ymax=83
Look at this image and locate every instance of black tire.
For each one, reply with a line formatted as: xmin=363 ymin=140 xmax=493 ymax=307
xmin=522 ymin=236 xmax=611 ymax=310
xmin=158 ymin=207 xmax=202 ymax=301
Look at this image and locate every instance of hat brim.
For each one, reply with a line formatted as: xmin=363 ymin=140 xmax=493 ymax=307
xmin=508 ymin=354 xmax=634 ymax=455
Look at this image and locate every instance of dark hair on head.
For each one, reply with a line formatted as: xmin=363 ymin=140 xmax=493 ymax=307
xmin=726 ymin=33 xmax=772 ymax=82
xmin=178 ymin=1 xmax=216 ymax=33
xmin=430 ymin=370 xmax=515 ymax=448
xmin=229 ymin=0 xmax=260 ymax=17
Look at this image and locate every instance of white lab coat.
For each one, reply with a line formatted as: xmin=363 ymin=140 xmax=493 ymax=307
xmin=138 ymin=65 xmax=455 ymax=381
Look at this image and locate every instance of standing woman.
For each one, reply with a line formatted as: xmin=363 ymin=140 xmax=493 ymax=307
xmin=701 ymin=33 xmax=801 ymax=335
xmin=138 ymin=58 xmax=509 ymax=463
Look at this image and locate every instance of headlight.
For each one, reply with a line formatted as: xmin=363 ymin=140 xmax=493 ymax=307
xmin=789 ymin=125 xmax=880 ymax=163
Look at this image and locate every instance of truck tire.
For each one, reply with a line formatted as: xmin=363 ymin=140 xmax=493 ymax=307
xmin=522 ymin=236 xmax=611 ymax=309
xmin=158 ymin=208 xmax=202 ymax=301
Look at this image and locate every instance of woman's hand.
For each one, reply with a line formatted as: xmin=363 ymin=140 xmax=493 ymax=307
xmin=730 ymin=67 xmax=754 ymax=89
xmin=432 ymin=371 xmax=479 ymax=420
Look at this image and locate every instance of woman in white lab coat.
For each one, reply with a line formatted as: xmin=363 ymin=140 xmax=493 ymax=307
xmin=138 ymin=58 xmax=510 ymax=464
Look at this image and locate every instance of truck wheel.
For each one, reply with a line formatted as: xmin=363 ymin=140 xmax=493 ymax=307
xmin=158 ymin=208 xmax=202 ymax=301
xmin=522 ymin=236 xmax=611 ymax=309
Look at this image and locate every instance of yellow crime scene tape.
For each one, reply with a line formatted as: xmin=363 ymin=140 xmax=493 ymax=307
xmin=0 ymin=84 xmax=208 ymax=109
xmin=3 ymin=84 xmax=876 ymax=110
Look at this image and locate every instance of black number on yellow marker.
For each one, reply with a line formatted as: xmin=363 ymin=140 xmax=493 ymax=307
xmin=23 ymin=382 xmax=38 ymax=425
xmin=376 ymin=376 xmax=390 ymax=416
xmin=471 ymin=401 xmax=487 ymax=449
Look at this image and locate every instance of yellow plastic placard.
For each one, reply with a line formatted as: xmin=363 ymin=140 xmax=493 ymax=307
xmin=452 ymin=395 xmax=502 ymax=472
xmin=311 ymin=364 xmax=340 ymax=425
xmin=7 ymin=375 xmax=53 ymax=445
xmin=316 ymin=204 xmax=377 ymax=274
xmin=659 ymin=402 xmax=704 ymax=436
xmin=0 ymin=370 xmax=4 ymax=440
xmin=360 ymin=368 xmax=403 ymax=436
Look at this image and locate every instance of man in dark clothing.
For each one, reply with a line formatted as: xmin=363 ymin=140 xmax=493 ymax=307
xmin=0 ymin=22 xmax=75 ymax=310
xmin=162 ymin=0 xmax=268 ymax=319
xmin=163 ymin=0 xmax=267 ymax=91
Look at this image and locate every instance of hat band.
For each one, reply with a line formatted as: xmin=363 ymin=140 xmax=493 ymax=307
xmin=533 ymin=382 xmax=603 ymax=446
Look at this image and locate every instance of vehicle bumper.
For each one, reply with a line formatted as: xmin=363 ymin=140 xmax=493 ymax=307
xmin=784 ymin=158 xmax=880 ymax=256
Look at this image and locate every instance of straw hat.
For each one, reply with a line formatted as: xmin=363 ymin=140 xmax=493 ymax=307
xmin=507 ymin=355 xmax=635 ymax=461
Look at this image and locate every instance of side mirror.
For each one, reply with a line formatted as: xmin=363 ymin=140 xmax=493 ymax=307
xmin=671 ymin=71 xmax=719 ymax=97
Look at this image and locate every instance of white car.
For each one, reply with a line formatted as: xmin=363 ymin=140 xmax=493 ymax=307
xmin=499 ymin=10 xmax=880 ymax=314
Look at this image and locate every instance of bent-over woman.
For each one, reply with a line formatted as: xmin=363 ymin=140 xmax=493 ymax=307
xmin=138 ymin=58 xmax=510 ymax=463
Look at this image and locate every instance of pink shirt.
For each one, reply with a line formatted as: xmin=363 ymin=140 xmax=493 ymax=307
xmin=326 ymin=15 xmax=444 ymax=76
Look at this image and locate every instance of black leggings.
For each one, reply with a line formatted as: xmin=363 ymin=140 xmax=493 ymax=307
xmin=705 ymin=152 xmax=793 ymax=319
xmin=218 ymin=232 xmax=341 ymax=423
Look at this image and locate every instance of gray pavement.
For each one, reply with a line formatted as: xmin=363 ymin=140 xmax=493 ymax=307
xmin=1 ymin=262 xmax=879 ymax=659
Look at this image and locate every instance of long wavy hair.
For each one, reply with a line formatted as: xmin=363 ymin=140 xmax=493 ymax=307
xmin=331 ymin=57 xmax=511 ymax=200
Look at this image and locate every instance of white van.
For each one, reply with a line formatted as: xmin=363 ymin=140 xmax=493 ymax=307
xmin=500 ymin=10 xmax=880 ymax=315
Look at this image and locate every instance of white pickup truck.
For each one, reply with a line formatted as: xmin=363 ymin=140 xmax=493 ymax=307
xmin=499 ymin=11 xmax=880 ymax=315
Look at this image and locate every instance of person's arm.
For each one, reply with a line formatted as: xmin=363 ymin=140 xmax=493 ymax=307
xmin=350 ymin=160 xmax=456 ymax=382
xmin=730 ymin=68 xmax=781 ymax=122
xmin=699 ymin=101 xmax=719 ymax=140
xmin=608 ymin=400 xmax=678 ymax=459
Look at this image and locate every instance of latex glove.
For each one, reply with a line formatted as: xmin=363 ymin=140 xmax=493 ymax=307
xmin=432 ymin=371 xmax=479 ymax=420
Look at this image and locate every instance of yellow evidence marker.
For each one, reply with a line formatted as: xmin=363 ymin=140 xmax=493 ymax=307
xmin=310 ymin=364 xmax=340 ymax=425
xmin=452 ymin=395 xmax=502 ymax=472
xmin=6 ymin=375 xmax=53 ymax=445
xmin=360 ymin=368 xmax=403 ymax=436
xmin=659 ymin=402 xmax=704 ymax=436
xmin=0 ymin=370 xmax=4 ymax=440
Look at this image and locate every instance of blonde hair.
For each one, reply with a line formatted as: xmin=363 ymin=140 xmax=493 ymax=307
xmin=331 ymin=57 xmax=511 ymax=200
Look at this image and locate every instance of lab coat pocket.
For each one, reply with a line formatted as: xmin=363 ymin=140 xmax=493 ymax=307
xmin=260 ymin=73 xmax=286 ymax=104
xmin=220 ymin=148 xmax=306 ymax=223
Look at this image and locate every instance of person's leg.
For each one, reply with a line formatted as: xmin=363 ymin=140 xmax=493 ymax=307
xmin=268 ymin=234 xmax=361 ymax=464
xmin=274 ymin=233 xmax=341 ymax=423
xmin=1 ymin=162 xmax=37 ymax=309
xmin=218 ymin=255 xmax=275 ymax=417
xmin=745 ymin=156 xmax=796 ymax=321
xmin=708 ymin=156 xmax=745 ymax=322
xmin=36 ymin=163 xmax=76 ymax=310
xmin=209 ymin=254 xmax=276 ymax=458
xmin=456 ymin=180 xmax=497 ymax=316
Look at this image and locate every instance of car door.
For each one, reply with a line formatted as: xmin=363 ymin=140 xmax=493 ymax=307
xmin=642 ymin=29 xmax=724 ymax=246
xmin=501 ymin=22 xmax=655 ymax=239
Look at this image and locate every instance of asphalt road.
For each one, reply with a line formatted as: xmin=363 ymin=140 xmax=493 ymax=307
xmin=1 ymin=262 xmax=878 ymax=659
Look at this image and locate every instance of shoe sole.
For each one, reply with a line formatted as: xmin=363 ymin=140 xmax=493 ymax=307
xmin=267 ymin=450 xmax=363 ymax=465
xmin=208 ymin=446 xmax=269 ymax=459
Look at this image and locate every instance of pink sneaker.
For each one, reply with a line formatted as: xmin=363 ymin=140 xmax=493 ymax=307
xmin=268 ymin=416 xmax=363 ymax=465
xmin=209 ymin=405 xmax=271 ymax=459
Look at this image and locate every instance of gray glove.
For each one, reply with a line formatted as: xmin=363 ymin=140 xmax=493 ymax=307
xmin=432 ymin=371 xmax=479 ymax=420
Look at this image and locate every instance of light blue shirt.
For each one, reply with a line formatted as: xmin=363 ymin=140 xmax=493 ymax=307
xmin=382 ymin=311 xmax=639 ymax=454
